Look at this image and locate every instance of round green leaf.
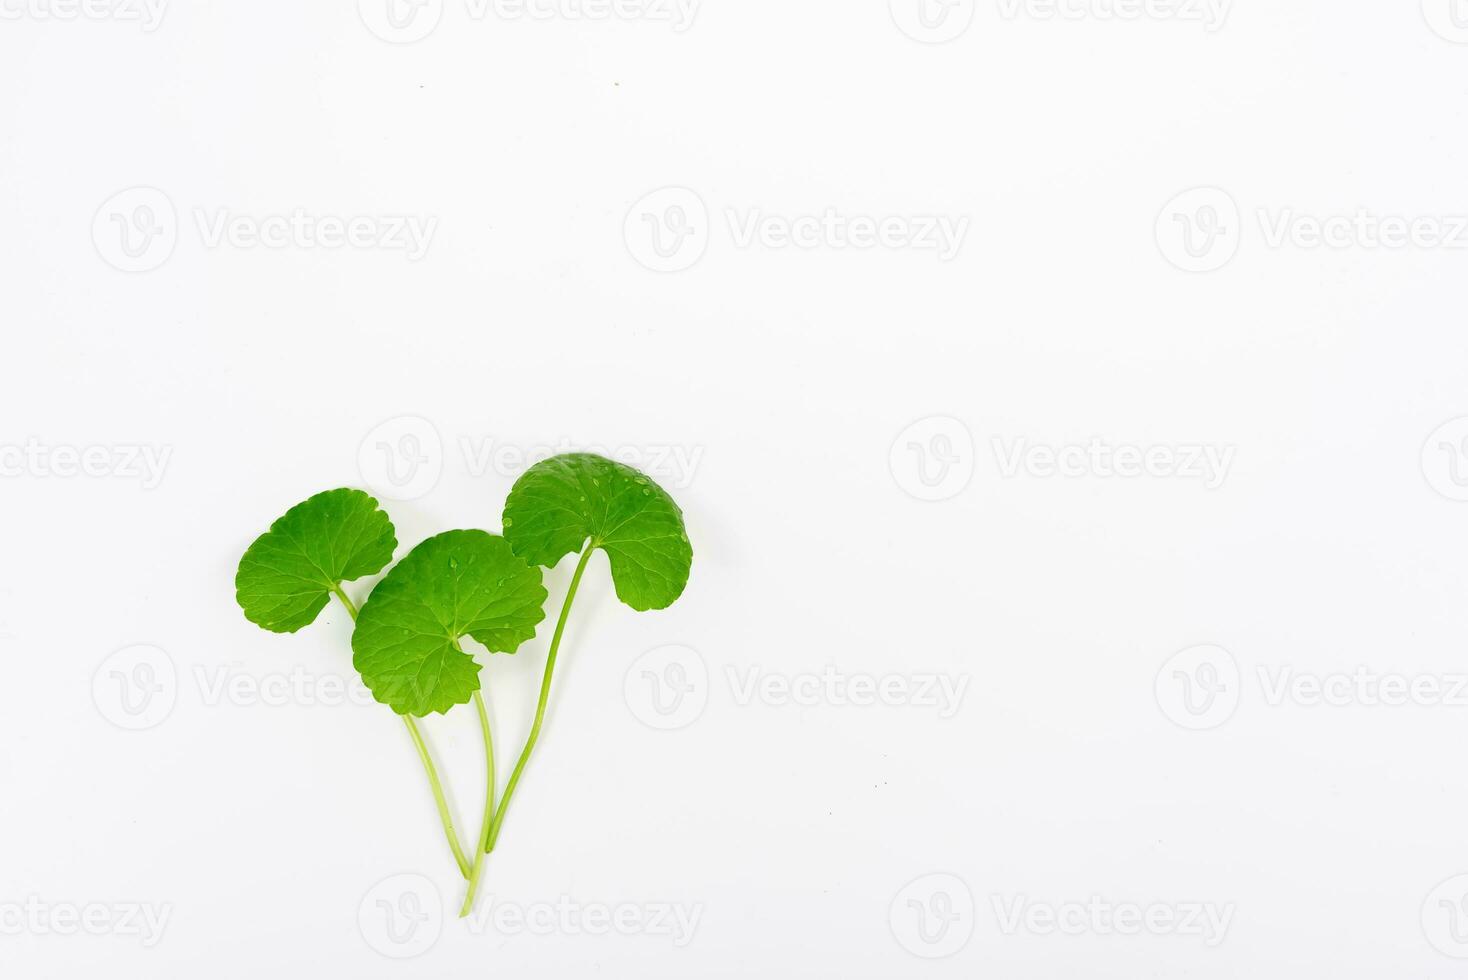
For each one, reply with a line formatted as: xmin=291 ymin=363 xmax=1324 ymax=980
xmin=235 ymin=488 xmax=397 ymax=633
xmin=502 ymin=453 xmax=692 ymax=611
xmin=351 ymin=530 xmax=547 ymax=716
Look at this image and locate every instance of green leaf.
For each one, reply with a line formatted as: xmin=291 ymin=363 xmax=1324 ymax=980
xmin=502 ymin=453 xmax=692 ymax=611
xmin=351 ymin=530 xmax=547 ymax=716
xmin=235 ymin=488 xmax=397 ymax=633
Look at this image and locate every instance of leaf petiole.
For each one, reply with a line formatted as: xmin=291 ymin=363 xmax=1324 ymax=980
xmin=403 ymin=715 xmax=472 ymax=880
xmin=459 ymin=689 xmax=496 ymax=917
xmin=332 ymin=588 xmax=472 ymax=880
xmin=486 ymin=542 xmax=596 ymax=853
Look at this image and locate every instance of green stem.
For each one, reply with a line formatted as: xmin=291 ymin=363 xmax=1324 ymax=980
xmin=329 ymin=585 xmax=358 ymax=620
xmin=486 ymin=544 xmax=596 ymax=852
xmin=459 ymin=690 xmax=496 ymax=917
xmin=331 ymin=587 xmax=472 ymax=880
xmin=403 ymin=715 xmax=472 ymax=880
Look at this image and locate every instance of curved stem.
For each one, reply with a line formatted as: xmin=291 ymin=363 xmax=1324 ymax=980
xmin=331 ymin=587 xmax=471 ymax=880
xmin=329 ymin=585 xmax=359 ymax=620
xmin=486 ymin=545 xmax=596 ymax=852
xmin=404 ymin=715 xmax=472 ymax=879
xmin=459 ymin=690 xmax=496 ymax=917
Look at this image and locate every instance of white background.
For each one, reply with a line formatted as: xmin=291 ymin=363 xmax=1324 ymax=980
xmin=4 ymin=0 xmax=1468 ymax=976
